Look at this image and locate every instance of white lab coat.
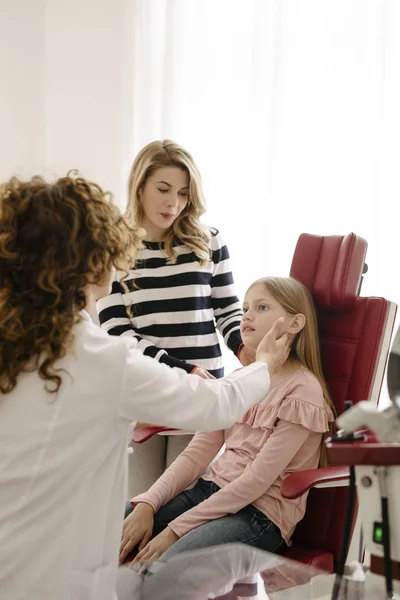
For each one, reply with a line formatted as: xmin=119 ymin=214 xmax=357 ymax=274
xmin=0 ymin=312 xmax=270 ymax=600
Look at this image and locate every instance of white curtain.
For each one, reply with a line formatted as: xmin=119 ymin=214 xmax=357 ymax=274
xmin=130 ymin=0 xmax=400 ymax=386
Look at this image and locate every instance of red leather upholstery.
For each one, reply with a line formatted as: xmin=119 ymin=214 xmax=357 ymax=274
xmin=317 ymin=296 xmax=392 ymax=415
xmin=290 ymin=232 xmax=367 ymax=310
xmin=284 ymin=545 xmax=334 ymax=572
xmin=283 ymin=232 xmax=395 ymax=572
xmin=132 ymin=426 xmax=176 ymax=444
xmin=280 ymin=466 xmax=350 ymax=499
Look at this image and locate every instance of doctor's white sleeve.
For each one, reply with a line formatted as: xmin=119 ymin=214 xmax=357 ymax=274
xmin=118 ymin=344 xmax=270 ymax=432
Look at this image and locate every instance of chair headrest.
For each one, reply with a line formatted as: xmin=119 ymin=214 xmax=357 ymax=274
xmin=290 ymin=233 xmax=367 ymax=310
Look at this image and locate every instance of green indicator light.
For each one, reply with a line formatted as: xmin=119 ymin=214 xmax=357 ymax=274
xmin=373 ymin=523 xmax=383 ymax=544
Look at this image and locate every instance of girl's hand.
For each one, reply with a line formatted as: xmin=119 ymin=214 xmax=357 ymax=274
xmin=256 ymin=317 xmax=291 ymax=376
xmin=119 ymin=503 xmax=154 ymax=564
xmin=191 ymin=367 xmax=216 ymax=380
xmin=238 ymin=345 xmax=256 ymax=366
xmin=133 ymin=527 xmax=179 ymax=566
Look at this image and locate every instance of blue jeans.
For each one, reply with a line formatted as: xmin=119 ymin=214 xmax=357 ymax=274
xmin=125 ymin=478 xmax=286 ymax=562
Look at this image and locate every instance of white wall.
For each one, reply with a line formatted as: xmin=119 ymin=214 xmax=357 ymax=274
xmin=0 ymin=0 xmax=46 ymax=179
xmin=0 ymin=0 xmax=134 ymax=209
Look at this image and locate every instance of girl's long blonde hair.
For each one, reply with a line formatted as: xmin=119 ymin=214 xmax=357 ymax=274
xmin=252 ymin=276 xmax=336 ymax=467
xmin=126 ymin=140 xmax=210 ymax=265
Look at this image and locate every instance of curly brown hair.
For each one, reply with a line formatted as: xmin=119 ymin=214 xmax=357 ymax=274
xmin=0 ymin=173 xmax=143 ymax=394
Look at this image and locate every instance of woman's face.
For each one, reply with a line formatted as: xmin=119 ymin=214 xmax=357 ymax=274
xmin=139 ymin=166 xmax=189 ymax=241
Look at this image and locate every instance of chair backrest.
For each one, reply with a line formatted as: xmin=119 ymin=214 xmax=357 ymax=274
xmin=288 ymin=233 xmax=397 ymax=561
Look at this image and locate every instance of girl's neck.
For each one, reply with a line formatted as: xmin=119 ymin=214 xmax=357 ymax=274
xmin=269 ymin=358 xmax=304 ymax=385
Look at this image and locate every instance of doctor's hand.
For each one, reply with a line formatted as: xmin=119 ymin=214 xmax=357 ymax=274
xmin=133 ymin=526 xmax=179 ymax=566
xmin=119 ymin=502 xmax=154 ymax=564
xmin=256 ymin=317 xmax=291 ymax=377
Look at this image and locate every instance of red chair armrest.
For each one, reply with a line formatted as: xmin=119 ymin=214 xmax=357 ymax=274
xmin=280 ymin=466 xmax=350 ymax=499
xmin=131 ymin=426 xmax=178 ymax=444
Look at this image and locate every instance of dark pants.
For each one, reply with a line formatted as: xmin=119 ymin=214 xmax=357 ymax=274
xmin=125 ymin=478 xmax=286 ymax=562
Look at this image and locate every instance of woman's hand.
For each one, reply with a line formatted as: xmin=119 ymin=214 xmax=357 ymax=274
xmin=256 ymin=317 xmax=291 ymax=376
xmin=119 ymin=502 xmax=154 ymax=564
xmin=133 ymin=526 xmax=179 ymax=566
xmin=191 ymin=367 xmax=216 ymax=380
xmin=238 ymin=345 xmax=256 ymax=366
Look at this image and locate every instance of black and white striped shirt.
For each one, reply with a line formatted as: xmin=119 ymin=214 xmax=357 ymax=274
xmin=97 ymin=227 xmax=243 ymax=378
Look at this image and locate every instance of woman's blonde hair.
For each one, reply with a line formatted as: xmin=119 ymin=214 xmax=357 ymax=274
xmin=126 ymin=140 xmax=210 ymax=264
xmin=250 ymin=276 xmax=336 ymax=467
xmin=0 ymin=173 xmax=143 ymax=395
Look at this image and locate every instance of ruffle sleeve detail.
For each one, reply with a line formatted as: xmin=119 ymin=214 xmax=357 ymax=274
xmin=238 ymin=397 xmax=334 ymax=434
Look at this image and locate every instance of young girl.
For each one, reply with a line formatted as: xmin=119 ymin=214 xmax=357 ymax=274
xmin=119 ymin=276 xmax=335 ymax=566
xmin=97 ymin=140 xmax=252 ymax=485
xmin=0 ymin=174 xmax=289 ymax=600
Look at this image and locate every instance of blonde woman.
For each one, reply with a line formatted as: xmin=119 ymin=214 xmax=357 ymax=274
xmin=97 ymin=140 xmax=252 ymax=485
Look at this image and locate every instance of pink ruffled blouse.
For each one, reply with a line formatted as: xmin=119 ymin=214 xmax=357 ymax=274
xmin=133 ymin=370 xmax=335 ymax=545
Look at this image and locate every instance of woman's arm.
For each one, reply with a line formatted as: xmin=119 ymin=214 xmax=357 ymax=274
xmin=118 ymin=339 xmax=271 ymax=431
xmin=209 ymin=230 xmax=244 ymax=359
xmin=167 ymin=420 xmax=313 ymax=538
xmin=97 ymin=280 xmax=197 ymax=373
xmin=118 ymin=316 xmax=289 ymax=432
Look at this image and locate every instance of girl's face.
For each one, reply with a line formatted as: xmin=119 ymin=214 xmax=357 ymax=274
xmin=241 ymin=284 xmax=290 ymax=351
xmin=241 ymin=283 xmax=305 ymax=351
xmin=139 ymin=166 xmax=189 ymax=241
